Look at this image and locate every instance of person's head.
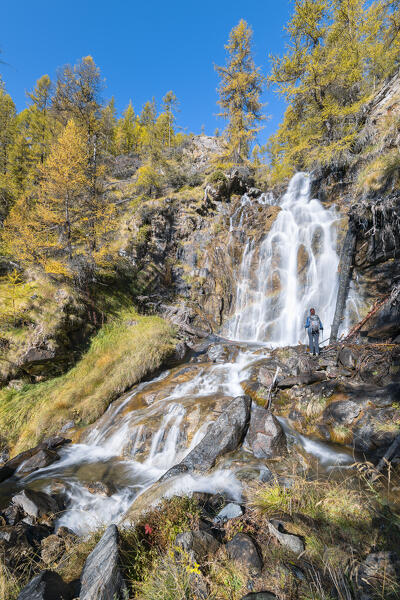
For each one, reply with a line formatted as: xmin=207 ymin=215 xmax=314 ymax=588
xmin=310 ymin=308 xmax=315 ymax=315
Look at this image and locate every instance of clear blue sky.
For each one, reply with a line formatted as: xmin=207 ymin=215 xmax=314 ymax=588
xmin=1 ymin=1 xmax=292 ymax=145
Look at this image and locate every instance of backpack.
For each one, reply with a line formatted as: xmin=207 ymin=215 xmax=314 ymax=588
xmin=310 ymin=314 xmax=320 ymax=333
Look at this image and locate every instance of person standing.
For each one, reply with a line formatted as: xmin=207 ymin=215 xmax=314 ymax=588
xmin=305 ymin=308 xmax=323 ymax=356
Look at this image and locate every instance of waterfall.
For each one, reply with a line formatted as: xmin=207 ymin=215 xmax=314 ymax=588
xmin=224 ymin=172 xmax=341 ymax=345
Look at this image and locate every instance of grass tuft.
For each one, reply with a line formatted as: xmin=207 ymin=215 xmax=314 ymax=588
xmin=0 ymin=309 xmax=176 ymax=453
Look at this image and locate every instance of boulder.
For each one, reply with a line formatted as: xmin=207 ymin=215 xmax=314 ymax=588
xmin=175 ymin=530 xmax=221 ymax=563
xmin=338 ymin=347 xmax=358 ymax=369
xmin=226 ymin=533 xmax=263 ymax=574
xmin=161 ymin=395 xmax=251 ymax=480
xmin=245 ymin=404 xmax=287 ymax=459
xmin=322 ymin=400 xmax=362 ymax=425
xmin=17 ymin=449 xmax=60 ymax=475
xmin=12 ymin=489 xmax=59 ymax=520
xmin=17 ymin=570 xmax=72 ymax=600
xmin=267 ymin=521 xmax=305 ymax=555
xmin=277 ymin=372 xmax=327 ymax=388
xmin=80 ymin=524 xmax=128 ymax=600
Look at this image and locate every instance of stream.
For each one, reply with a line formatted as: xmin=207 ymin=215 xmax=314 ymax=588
xmin=0 ymin=173 xmax=360 ymax=536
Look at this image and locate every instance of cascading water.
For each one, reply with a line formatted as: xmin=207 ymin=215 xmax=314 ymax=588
xmin=0 ymin=173 xmax=359 ymax=537
xmin=224 ymin=172 xmax=341 ymax=345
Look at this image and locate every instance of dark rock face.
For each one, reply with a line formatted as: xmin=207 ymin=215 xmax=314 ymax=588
xmin=12 ymin=489 xmax=59 ymax=519
xmin=226 ymin=533 xmax=263 ymax=574
xmin=79 ymin=524 xmax=128 ymax=600
xmin=17 ymin=570 xmax=72 ymax=600
xmin=364 ymin=286 xmax=400 ymax=339
xmin=245 ymin=404 xmax=287 ymax=459
xmin=161 ymin=395 xmax=251 ymax=480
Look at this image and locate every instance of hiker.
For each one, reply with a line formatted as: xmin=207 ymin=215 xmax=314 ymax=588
xmin=304 ymin=308 xmax=323 ymax=356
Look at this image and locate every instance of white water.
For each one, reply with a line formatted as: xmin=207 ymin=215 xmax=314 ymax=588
xmin=3 ymin=173 xmax=359 ymax=536
xmin=225 ymin=173 xmax=341 ymax=345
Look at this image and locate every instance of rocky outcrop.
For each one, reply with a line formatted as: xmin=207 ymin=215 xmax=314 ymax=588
xmin=79 ymin=524 xmax=128 ymax=600
xmin=161 ymin=395 xmax=251 ymax=480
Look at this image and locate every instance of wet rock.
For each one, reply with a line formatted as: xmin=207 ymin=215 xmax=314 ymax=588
xmin=161 ymin=395 xmax=251 ymax=480
xmin=323 ymin=400 xmax=362 ymax=425
xmin=17 ymin=449 xmax=60 ymax=475
xmin=0 ymin=437 xmax=71 ymax=483
xmin=245 ymin=404 xmax=287 ymax=459
xmin=83 ymin=481 xmax=116 ymax=496
xmin=175 ymin=530 xmax=221 ymax=562
xmin=41 ymin=534 xmax=66 ymax=564
xmin=17 ymin=570 xmax=73 ymax=600
xmin=268 ymin=521 xmax=305 ymax=555
xmin=12 ymin=489 xmax=59 ymax=519
xmin=338 ymin=347 xmax=358 ymax=369
xmin=214 ymin=502 xmax=244 ymax=523
xmin=355 ymin=551 xmax=400 ymax=600
xmin=80 ymin=524 xmax=128 ymax=600
xmin=241 ymin=593 xmax=277 ymax=600
xmin=226 ymin=533 xmax=263 ymax=574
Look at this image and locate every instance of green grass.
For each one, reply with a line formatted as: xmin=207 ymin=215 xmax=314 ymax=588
xmin=0 ymin=309 xmax=176 ymax=454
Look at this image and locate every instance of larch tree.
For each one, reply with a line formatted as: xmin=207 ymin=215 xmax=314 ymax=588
xmin=268 ymin=0 xmax=400 ymax=180
xmin=115 ymin=100 xmax=143 ymax=154
xmin=4 ymin=120 xmax=89 ymax=276
xmin=215 ymin=19 xmax=265 ymax=164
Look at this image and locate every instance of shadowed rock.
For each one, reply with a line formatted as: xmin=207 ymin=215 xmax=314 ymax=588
xmin=12 ymin=489 xmax=59 ymax=519
xmin=226 ymin=533 xmax=263 ymax=574
xmin=80 ymin=524 xmax=128 ymax=600
xmin=175 ymin=530 xmax=221 ymax=562
xmin=17 ymin=570 xmax=72 ymax=600
xmin=160 ymin=395 xmax=251 ymax=480
xmin=277 ymin=372 xmax=327 ymax=388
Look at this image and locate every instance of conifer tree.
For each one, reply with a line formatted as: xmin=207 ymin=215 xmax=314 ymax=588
xmin=100 ymin=97 xmax=117 ymax=155
xmin=115 ymin=100 xmax=142 ymax=154
xmin=4 ymin=120 xmax=89 ymax=275
xmin=161 ymin=91 xmax=179 ymax=148
xmin=215 ymin=20 xmax=265 ymax=164
xmin=268 ymin=0 xmax=400 ymax=179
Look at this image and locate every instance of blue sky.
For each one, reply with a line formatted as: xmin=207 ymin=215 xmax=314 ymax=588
xmin=1 ymin=1 xmax=292 ymax=146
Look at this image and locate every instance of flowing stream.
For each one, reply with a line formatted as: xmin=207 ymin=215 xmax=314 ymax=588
xmin=0 ymin=173 xmax=358 ymax=535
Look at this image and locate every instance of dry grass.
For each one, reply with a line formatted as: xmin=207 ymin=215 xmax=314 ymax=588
xmin=0 ymin=309 xmax=176 ymax=454
xmin=0 ymin=558 xmax=22 ymax=600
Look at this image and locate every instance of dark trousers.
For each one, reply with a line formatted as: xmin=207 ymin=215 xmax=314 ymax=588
xmin=308 ymin=330 xmax=320 ymax=355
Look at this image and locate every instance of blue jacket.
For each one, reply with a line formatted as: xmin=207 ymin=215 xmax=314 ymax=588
xmin=305 ymin=315 xmax=323 ymax=331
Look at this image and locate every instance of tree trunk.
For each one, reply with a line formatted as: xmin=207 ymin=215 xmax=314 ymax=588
xmin=330 ymin=222 xmax=357 ymax=343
